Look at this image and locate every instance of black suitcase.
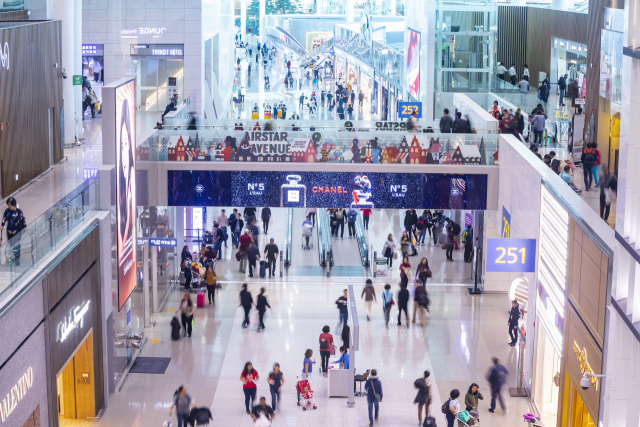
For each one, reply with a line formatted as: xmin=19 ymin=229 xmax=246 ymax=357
xmin=170 ymin=317 xmax=181 ymax=341
xmin=203 ymin=231 xmax=213 ymax=245
xmin=423 ymin=416 xmax=437 ymax=427
xmin=259 ymin=260 xmax=266 ymax=278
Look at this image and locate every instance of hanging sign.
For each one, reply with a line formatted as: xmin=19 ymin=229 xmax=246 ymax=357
xmin=486 ymin=238 xmax=536 ymax=273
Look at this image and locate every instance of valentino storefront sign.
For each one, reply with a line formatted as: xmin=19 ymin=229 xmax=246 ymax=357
xmin=56 ymin=300 xmax=90 ymax=343
xmin=0 ymin=367 xmax=33 ymax=423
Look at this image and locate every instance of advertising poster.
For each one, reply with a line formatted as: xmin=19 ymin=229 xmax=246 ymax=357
xmin=168 ymin=171 xmax=488 ymax=210
xmin=406 ymin=29 xmax=421 ymax=100
xmin=115 ymin=80 xmax=137 ymax=311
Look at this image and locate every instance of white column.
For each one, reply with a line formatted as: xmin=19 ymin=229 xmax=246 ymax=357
xmin=389 ymin=0 xmax=396 ymax=15
xmin=47 ymin=0 xmax=77 ymax=146
xmin=346 ymin=0 xmax=354 ymax=23
xmin=142 ymin=241 xmax=151 ymax=328
xmin=260 ymin=0 xmax=266 ymax=44
xmin=241 ymin=0 xmax=247 ymax=44
xmin=74 ymin=0 xmax=82 ymax=139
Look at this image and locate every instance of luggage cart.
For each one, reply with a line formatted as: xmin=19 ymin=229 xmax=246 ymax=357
xmin=374 ymin=257 xmax=388 ymax=277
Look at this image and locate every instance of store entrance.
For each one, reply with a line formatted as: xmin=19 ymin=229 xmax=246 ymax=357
xmin=56 ymin=331 xmax=95 ymax=427
xmin=567 ymin=374 xmax=596 ymax=427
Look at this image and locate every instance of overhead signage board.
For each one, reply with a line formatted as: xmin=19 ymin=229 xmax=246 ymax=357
xmin=398 ymin=101 xmax=422 ymax=118
xmin=168 ymin=170 xmax=489 ymax=210
xmin=486 ymin=238 xmax=536 ymax=273
xmin=82 ymin=44 xmax=104 ymax=55
xmin=149 ymin=238 xmax=177 ymax=247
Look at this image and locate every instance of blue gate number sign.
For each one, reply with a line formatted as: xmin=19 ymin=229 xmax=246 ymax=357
xmin=486 ymin=238 xmax=536 ymax=273
xmin=398 ymin=102 xmax=422 ymax=118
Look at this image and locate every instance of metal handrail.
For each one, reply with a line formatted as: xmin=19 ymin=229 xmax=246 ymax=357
xmin=354 ymin=212 xmax=369 ymax=267
xmin=284 ymin=208 xmax=292 ymax=266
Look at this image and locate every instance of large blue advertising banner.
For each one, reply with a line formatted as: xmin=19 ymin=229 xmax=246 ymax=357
xmin=486 ymin=238 xmax=536 ymax=273
xmin=167 ymin=171 xmax=488 ymax=210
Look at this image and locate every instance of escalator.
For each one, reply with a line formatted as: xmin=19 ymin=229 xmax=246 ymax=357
xmin=326 ymin=210 xmax=370 ymax=276
xmin=287 ymin=209 xmax=323 ymax=276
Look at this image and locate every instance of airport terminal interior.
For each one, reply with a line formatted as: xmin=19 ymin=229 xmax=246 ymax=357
xmin=0 ymin=1 xmax=637 ymax=427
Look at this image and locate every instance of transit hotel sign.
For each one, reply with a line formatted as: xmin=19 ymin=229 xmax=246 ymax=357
xmin=56 ymin=300 xmax=90 ymax=343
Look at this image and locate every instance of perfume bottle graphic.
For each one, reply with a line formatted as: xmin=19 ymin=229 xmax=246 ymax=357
xmin=449 ymin=177 xmax=465 ymax=209
xmin=281 ymin=174 xmax=307 ymax=207
xmin=350 ymin=175 xmax=374 ymax=208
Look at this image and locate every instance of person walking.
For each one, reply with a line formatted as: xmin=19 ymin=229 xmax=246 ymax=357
xmin=399 ymin=256 xmax=412 ymax=287
xmin=336 ymin=289 xmax=349 ymax=329
xmin=361 ymin=279 xmax=377 ymax=321
xmin=462 ymin=225 xmax=474 ymax=263
xmin=364 ymin=369 xmax=383 ymax=427
xmin=397 ymin=283 xmax=410 ymax=326
xmin=444 ymin=225 xmax=455 ymax=261
xmin=87 ymin=87 xmax=99 ymax=118
xmin=213 ymin=222 xmax=224 ymax=256
xmin=413 ymin=284 xmax=429 ymax=325
xmin=302 ymin=349 xmax=313 ymax=381
xmin=247 ymin=241 xmax=260 ymax=278
xmin=404 ymin=210 xmax=417 ymax=241
xmin=347 ymin=103 xmax=354 ymax=120
xmin=319 ymin=326 xmax=334 ymax=376
xmin=381 ymin=284 xmax=393 ymax=327
xmin=306 ymin=207 xmax=317 ymax=225
xmin=263 ymin=238 xmax=279 ymax=278
xmin=256 ymin=287 xmax=271 ymax=332
xmin=1 ymin=197 xmax=26 ymax=265
xmin=508 ymin=63 xmax=517 ymax=85
xmin=416 ymin=211 xmax=428 ymax=245
xmin=336 ymin=208 xmax=345 ymax=239
xmin=268 ymin=363 xmax=285 ymax=412
xmin=464 ymin=383 xmax=484 ymax=411
xmin=337 ymin=103 xmax=345 ymax=120
xmin=400 ymin=231 xmax=411 ymax=258
xmin=360 ymin=208 xmax=371 ymax=230
xmin=599 ymin=166 xmax=617 ymax=221
xmin=261 ymin=207 xmax=271 ymax=234
xmin=346 ymin=207 xmax=358 ymax=238
xmin=413 ymin=371 xmax=433 ymax=425
xmin=592 ymin=142 xmax=602 ymax=187
xmin=486 ymin=357 xmax=508 ymax=414
xmin=204 ymin=265 xmax=217 ymax=305
xmin=440 ymin=108 xmax=453 ymax=133
xmin=570 ymin=78 xmax=580 ymax=107
xmin=240 ymin=362 xmax=259 ymax=414
xmin=558 ymin=74 xmax=567 ymax=106
xmin=415 ymin=257 xmax=431 ymax=286
xmin=508 ymin=299 xmax=520 ymax=346
xmin=180 ymin=294 xmax=195 ymax=338
xmin=168 ymin=386 xmax=194 ymax=427
xmin=238 ymin=229 xmax=252 ymax=273
xmin=538 ymin=79 xmax=549 ymax=104
xmin=239 ymin=284 xmax=253 ymax=329
xmin=359 ymin=91 xmax=364 ymax=108
xmin=251 ymin=397 xmax=275 ymax=423
xmin=445 ymin=389 xmax=461 ymax=427
xmin=522 ymin=64 xmax=530 ymax=81
xmin=382 ymin=234 xmax=396 ymax=267
xmin=582 ymin=143 xmax=596 ymax=191
xmin=532 ymin=109 xmax=546 ymax=145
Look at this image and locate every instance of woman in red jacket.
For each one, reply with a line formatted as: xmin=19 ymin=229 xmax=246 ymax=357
xmin=319 ymin=325 xmax=334 ymax=377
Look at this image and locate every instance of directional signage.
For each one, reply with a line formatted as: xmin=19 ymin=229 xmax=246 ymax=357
xmin=502 ymin=207 xmax=511 ymax=238
xmin=398 ymin=101 xmax=422 ymax=118
xmin=486 ymin=238 xmax=536 ymax=273
xmin=72 ymin=75 xmax=83 ymax=86
xmin=149 ymin=238 xmax=177 ymax=247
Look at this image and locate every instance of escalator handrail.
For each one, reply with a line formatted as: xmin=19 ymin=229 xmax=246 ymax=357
xmin=355 ymin=212 xmax=369 ymax=267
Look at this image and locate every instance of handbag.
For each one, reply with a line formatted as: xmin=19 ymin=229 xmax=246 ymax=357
xmin=330 ymin=344 xmax=336 ymax=355
xmin=604 ymin=187 xmax=615 ymax=205
xmin=393 ymin=251 xmax=398 ymax=260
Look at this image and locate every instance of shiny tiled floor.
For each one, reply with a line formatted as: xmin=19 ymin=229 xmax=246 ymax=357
xmin=98 ymin=281 xmax=530 ymax=427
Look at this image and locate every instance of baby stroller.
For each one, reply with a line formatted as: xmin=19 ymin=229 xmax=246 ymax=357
xmin=295 ymin=378 xmax=317 ymax=411
xmin=457 ymin=409 xmax=480 ymax=426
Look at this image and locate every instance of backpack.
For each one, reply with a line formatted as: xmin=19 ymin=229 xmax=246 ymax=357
xmin=416 ymin=219 xmax=426 ymax=230
xmin=320 ymin=338 xmax=329 ymax=350
xmin=337 ymin=210 xmax=344 ymax=219
xmin=490 ymin=366 xmax=507 ymax=386
xmin=452 ymin=222 xmax=461 ymax=235
xmin=584 ymin=151 xmax=595 ymax=166
xmin=417 ymin=292 xmax=429 ymax=307
xmin=441 ymin=398 xmax=451 ymax=415
xmin=222 ymin=226 xmax=229 ymax=241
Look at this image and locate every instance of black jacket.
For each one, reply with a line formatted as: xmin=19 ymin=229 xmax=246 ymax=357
xmin=452 ymin=118 xmax=470 ymax=134
xmin=439 ymin=115 xmax=453 ymax=133
xmin=508 ymin=305 xmax=520 ymax=326
xmin=240 ymin=289 xmax=253 ymax=308
xmin=261 ymin=207 xmax=271 ymax=220
xmin=397 ymin=288 xmax=410 ymax=306
xmin=257 ymin=294 xmax=271 ymax=312
xmin=247 ymin=245 xmax=260 ymax=262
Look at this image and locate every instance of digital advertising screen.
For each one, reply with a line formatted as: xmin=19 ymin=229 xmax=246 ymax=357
xmin=406 ymin=29 xmax=421 ymax=100
xmin=168 ymin=171 xmax=487 ymax=210
xmin=116 ymin=79 xmax=137 ymax=311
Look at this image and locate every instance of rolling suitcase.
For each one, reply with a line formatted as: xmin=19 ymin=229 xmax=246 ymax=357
xmin=259 ymin=260 xmax=267 ymax=278
xmin=203 ymin=231 xmax=213 ymax=245
xmin=170 ymin=317 xmax=181 ymax=341
xmin=197 ymin=291 xmax=205 ymax=307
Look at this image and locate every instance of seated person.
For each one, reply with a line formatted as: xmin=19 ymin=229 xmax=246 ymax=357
xmin=560 ymin=165 xmax=582 ymax=194
xmin=251 ymin=397 xmax=275 ymax=422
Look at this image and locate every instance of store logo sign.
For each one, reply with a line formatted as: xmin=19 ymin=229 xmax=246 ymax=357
xmin=121 ymin=27 xmax=166 ymax=35
xmin=0 ymin=367 xmax=33 ymax=422
xmin=390 ymin=184 xmax=407 ymax=197
xmin=195 ymin=184 xmax=204 ymax=193
xmin=0 ymin=43 xmax=9 ymax=74
xmin=573 ymin=341 xmax=599 ymax=390
xmin=248 ymin=183 xmax=265 ymax=195
xmin=57 ymin=300 xmax=90 ymax=343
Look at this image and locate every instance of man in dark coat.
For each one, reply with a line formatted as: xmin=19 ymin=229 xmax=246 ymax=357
xmin=239 ymin=284 xmax=253 ymax=328
xmin=508 ymin=299 xmax=520 ymax=346
xmin=486 ymin=357 xmax=508 ymax=414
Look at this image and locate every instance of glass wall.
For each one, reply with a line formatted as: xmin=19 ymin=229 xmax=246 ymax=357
xmin=133 ymin=58 xmax=184 ymax=112
xmin=533 ymin=313 xmax=561 ymax=427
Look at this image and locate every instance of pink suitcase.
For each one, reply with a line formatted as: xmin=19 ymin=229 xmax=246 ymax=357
xmin=197 ymin=291 xmax=205 ymax=307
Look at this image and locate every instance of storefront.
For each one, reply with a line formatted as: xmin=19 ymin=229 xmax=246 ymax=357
xmin=551 ymin=37 xmax=587 ymax=97
xmin=130 ymin=44 xmax=185 ymax=113
xmin=531 ymin=185 xmax=610 ymax=427
xmin=359 ymin=70 xmax=373 ymax=114
xmin=82 ymin=44 xmax=104 ymax=86
xmin=336 ymin=57 xmax=346 ymax=82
